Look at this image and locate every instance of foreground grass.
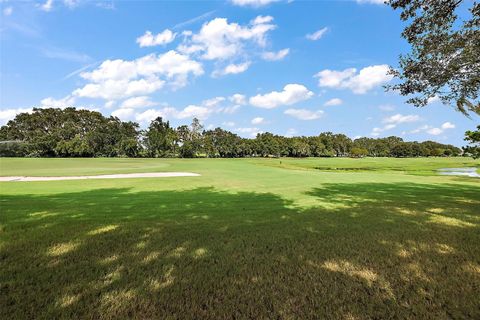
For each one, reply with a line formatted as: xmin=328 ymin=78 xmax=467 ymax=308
xmin=1 ymin=158 xmax=479 ymax=319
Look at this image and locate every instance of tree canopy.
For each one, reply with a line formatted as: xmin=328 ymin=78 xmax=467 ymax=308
xmin=0 ymin=108 xmax=463 ymax=158
xmin=387 ymin=0 xmax=480 ymax=116
xmin=463 ymin=125 xmax=480 ymax=158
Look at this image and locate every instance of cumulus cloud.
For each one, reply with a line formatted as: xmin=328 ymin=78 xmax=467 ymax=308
xmin=306 ymin=27 xmax=328 ymax=41
xmin=202 ymin=96 xmax=225 ymax=108
xmin=315 ymin=64 xmax=393 ymax=94
xmin=39 ymin=0 xmax=54 ymax=11
xmin=235 ymin=127 xmax=262 ymax=137
xmin=249 ymin=84 xmax=314 ymax=109
xmin=119 ymin=96 xmax=157 ymax=109
xmin=212 ymin=61 xmax=251 ymax=77
xmin=371 ymin=124 xmax=396 ymax=136
xmin=136 ymin=29 xmax=176 ymax=47
xmin=370 ymin=113 xmax=421 ymax=136
xmin=284 ymin=108 xmax=324 ymax=120
xmin=261 ymin=48 xmax=289 ymax=61
xmin=383 ymin=113 xmax=420 ymax=124
xmin=405 ymin=122 xmax=455 ymax=136
xmin=0 ymin=108 xmax=33 ymax=125
xmin=230 ymin=0 xmax=280 ymax=7
xmin=40 ymin=95 xmax=77 ymax=108
xmin=111 ymin=108 xmax=135 ymax=120
xmin=441 ymin=122 xmax=455 ymax=129
xmin=222 ymin=121 xmax=235 ymax=127
xmin=251 ymin=117 xmax=265 ymax=125
xmin=229 ymin=93 xmax=247 ymax=105
xmin=324 ymin=98 xmax=342 ymax=106
xmin=285 ymin=128 xmax=298 ymax=137
xmin=178 ymin=16 xmax=276 ymax=61
xmin=72 ymin=50 xmax=203 ymax=101
xmin=112 ymin=94 xmax=242 ymax=125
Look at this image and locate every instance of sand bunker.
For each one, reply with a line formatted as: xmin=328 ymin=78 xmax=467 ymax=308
xmin=0 ymin=172 xmax=200 ymax=182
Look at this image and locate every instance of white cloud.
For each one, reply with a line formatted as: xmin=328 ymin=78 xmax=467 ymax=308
xmin=427 ymin=96 xmax=440 ymax=104
xmin=306 ymin=27 xmax=328 ymax=41
xmin=315 ymin=64 xmax=393 ymax=94
xmin=261 ymin=48 xmax=289 ymax=61
xmin=371 ymin=114 xmax=422 ymax=137
xmin=222 ymin=121 xmax=235 ymax=127
xmin=371 ymin=123 xmax=397 ymax=136
xmin=3 ymin=6 xmax=13 ymax=16
xmin=379 ymin=104 xmax=395 ymax=111
xmin=73 ymin=78 xmax=166 ymax=100
xmin=40 ymin=95 xmax=76 ymax=108
xmin=251 ymin=117 xmax=265 ymax=125
xmin=219 ymin=105 xmax=241 ymax=114
xmin=230 ymin=0 xmax=279 ymax=7
xmin=212 ymin=61 xmax=251 ymax=77
xmin=202 ymin=96 xmax=225 ymax=108
xmin=249 ymin=84 xmax=314 ymax=108
xmin=176 ymin=105 xmax=211 ymax=120
xmin=235 ymin=127 xmax=262 ymax=137
xmin=229 ymin=93 xmax=247 ymax=105
xmin=284 ymin=108 xmax=324 ymax=120
xmin=119 ymin=96 xmax=157 ymax=109
xmin=426 ymin=127 xmax=443 ymax=136
xmin=0 ymin=108 xmax=33 ymax=125
xmin=39 ymin=0 xmax=54 ymax=11
xmin=285 ymin=128 xmax=298 ymax=137
xmin=383 ymin=113 xmax=420 ymax=124
xmin=178 ymin=16 xmax=276 ymax=61
xmin=111 ymin=108 xmax=135 ymax=120
xmin=135 ymin=108 xmax=178 ymax=124
xmin=441 ymin=122 xmax=455 ymax=129
xmin=104 ymin=101 xmax=116 ymax=108
xmin=72 ymin=50 xmax=203 ymax=100
xmin=324 ymin=98 xmax=342 ymax=106
xmin=405 ymin=123 xmax=454 ymax=136
xmin=136 ymin=29 xmax=176 ymax=47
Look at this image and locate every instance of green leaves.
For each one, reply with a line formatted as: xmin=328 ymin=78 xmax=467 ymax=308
xmin=387 ymin=0 xmax=480 ymax=116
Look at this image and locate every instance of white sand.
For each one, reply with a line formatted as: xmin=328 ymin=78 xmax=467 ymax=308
xmin=0 ymin=172 xmax=200 ymax=182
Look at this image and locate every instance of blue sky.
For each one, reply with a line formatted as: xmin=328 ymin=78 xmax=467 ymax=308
xmin=1 ymin=0 xmax=478 ymax=146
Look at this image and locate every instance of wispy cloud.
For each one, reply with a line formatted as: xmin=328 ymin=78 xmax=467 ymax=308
xmin=62 ymin=60 xmax=102 ymax=80
xmin=38 ymin=45 xmax=91 ymax=63
xmin=173 ymin=10 xmax=216 ymax=30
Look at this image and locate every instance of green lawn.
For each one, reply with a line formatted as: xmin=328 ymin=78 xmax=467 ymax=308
xmin=1 ymin=157 xmax=479 ymax=319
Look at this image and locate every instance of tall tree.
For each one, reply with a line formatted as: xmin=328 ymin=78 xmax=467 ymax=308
xmin=463 ymin=125 xmax=480 ymax=158
xmin=144 ymin=117 xmax=174 ymax=157
xmin=387 ymin=0 xmax=480 ymax=116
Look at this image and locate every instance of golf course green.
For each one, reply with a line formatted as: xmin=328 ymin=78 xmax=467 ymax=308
xmin=1 ymin=157 xmax=479 ymax=319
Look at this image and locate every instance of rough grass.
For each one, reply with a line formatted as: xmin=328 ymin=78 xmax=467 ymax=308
xmin=0 ymin=157 xmax=479 ymax=319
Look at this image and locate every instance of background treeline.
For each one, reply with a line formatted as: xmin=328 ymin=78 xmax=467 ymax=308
xmin=0 ymin=108 xmax=462 ymax=158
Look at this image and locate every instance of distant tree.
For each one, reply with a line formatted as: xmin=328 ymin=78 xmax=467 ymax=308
xmin=463 ymin=125 xmax=480 ymax=158
xmin=350 ymin=147 xmax=368 ymax=158
xmin=387 ymin=0 xmax=480 ymax=116
xmin=190 ymin=118 xmax=204 ymax=156
xmin=332 ymin=134 xmax=352 ymax=157
xmin=307 ymin=136 xmax=326 ymax=157
xmin=144 ymin=117 xmax=174 ymax=157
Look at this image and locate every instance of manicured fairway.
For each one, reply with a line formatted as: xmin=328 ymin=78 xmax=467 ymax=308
xmin=1 ymin=157 xmax=479 ymax=319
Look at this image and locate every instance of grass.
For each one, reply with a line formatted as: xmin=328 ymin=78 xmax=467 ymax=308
xmin=0 ymin=157 xmax=479 ymax=319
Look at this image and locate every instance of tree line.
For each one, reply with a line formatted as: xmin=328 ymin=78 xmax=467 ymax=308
xmin=0 ymin=108 xmax=466 ymax=158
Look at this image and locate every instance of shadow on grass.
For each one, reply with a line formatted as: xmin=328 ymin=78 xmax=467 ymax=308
xmin=0 ymin=183 xmax=479 ymax=319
